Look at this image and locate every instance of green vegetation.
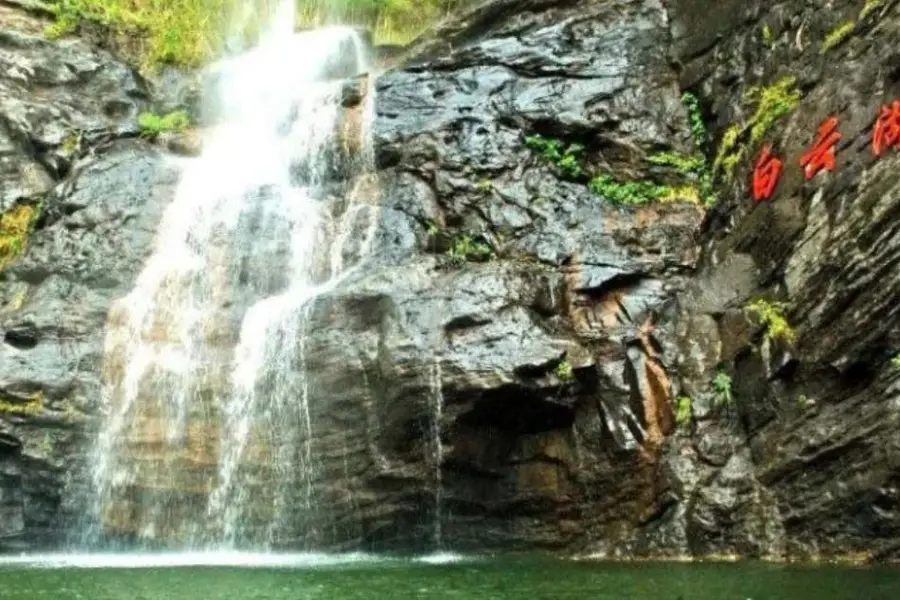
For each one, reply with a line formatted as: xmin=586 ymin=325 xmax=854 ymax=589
xmin=524 ymin=93 xmax=717 ymax=208
xmin=681 ymin=92 xmax=709 ymax=148
xmin=648 ymin=151 xmax=705 ymax=174
xmin=860 ymin=0 xmax=883 ymax=20
xmin=713 ymin=76 xmax=802 ymax=181
xmin=587 ymin=176 xmax=700 ymax=206
xmin=744 ymin=298 xmax=796 ymax=344
xmin=0 ymin=204 xmax=40 ymax=272
xmin=555 ymin=358 xmax=574 ymax=382
xmin=525 ymin=135 xmax=584 ymax=179
xmin=648 ymin=150 xmax=715 ymax=207
xmin=798 ymin=394 xmax=815 ymax=409
xmin=45 ymin=0 xmax=473 ymax=68
xmin=447 ymin=235 xmax=492 ymax=266
xmin=475 ymin=179 xmax=493 ymax=193
xmin=675 ymin=395 xmax=692 ymax=428
xmin=425 ymin=219 xmax=440 ymax=238
xmin=821 ymin=21 xmax=856 ymax=54
xmin=891 ymin=354 xmax=900 ymax=370
xmin=712 ymin=371 xmax=733 ymax=408
xmin=0 ymin=392 xmax=44 ymax=416
xmin=138 ymin=110 xmax=191 ymax=135
xmin=45 ymin=0 xmax=236 ymax=67
xmin=760 ymin=23 xmax=775 ymax=49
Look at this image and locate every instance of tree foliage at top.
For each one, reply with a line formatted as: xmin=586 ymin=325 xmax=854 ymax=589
xmin=46 ymin=0 xmax=475 ymax=68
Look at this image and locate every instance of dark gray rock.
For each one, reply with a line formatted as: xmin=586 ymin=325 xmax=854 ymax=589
xmin=0 ymin=139 xmax=180 ymax=550
xmin=664 ymin=0 xmax=900 ymax=563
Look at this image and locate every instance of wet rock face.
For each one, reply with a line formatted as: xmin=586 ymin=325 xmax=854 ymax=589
xmin=0 ymin=139 xmax=181 ymax=550
xmin=662 ymin=0 xmax=900 ymax=562
xmin=0 ymin=4 xmax=179 ymax=551
xmin=0 ymin=23 xmax=150 ymax=212
xmin=1 ymin=0 xmax=706 ymax=552
xmin=296 ymin=0 xmax=706 ymax=552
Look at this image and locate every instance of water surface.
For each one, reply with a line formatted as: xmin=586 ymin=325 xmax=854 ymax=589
xmin=0 ymin=553 xmax=898 ymax=600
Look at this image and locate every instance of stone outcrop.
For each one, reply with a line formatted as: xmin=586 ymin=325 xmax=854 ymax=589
xmin=0 ymin=0 xmax=899 ymax=562
xmin=0 ymin=5 xmax=178 ymax=549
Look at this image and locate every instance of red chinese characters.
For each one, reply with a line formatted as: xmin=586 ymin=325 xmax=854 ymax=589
xmin=873 ymin=100 xmax=900 ymax=156
xmin=751 ymin=144 xmax=783 ymax=202
xmin=800 ymin=116 xmax=841 ymax=180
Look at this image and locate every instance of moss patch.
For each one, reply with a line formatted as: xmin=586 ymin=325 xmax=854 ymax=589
xmin=744 ymin=298 xmax=796 ymax=344
xmin=860 ymin=0 xmax=883 ymax=20
xmin=820 ymin=21 xmax=856 ymax=54
xmin=713 ymin=76 xmax=802 ymax=182
xmin=139 ymin=110 xmax=191 ymax=135
xmin=0 ymin=204 xmax=39 ymax=272
xmin=447 ymin=235 xmax=493 ymax=266
xmin=555 ymin=358 xmax=574 ymax=382
xmin=0 ymin=391 xmax=44 ymax=416
xmin=674 ymin=395 xmax=692 ymax=428
xmin=587 ymin=175 xmax=701 ymax=206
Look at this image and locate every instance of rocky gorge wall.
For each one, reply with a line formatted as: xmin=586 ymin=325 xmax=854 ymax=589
xmin=0 ymin=0 xmax=899 ymax=562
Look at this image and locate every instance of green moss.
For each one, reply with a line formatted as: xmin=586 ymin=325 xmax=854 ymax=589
xmin=139 ymin=110 xmax=190 ymax=135
xmin=0 ymin=392 xmax=44 ymax=416
xmin=821 ymin=21 xmax=856 ymax=54
xmin=860 ymin=0 xmax=883 ymax=20
xmin=712 ymin=371 xmax=733 ymax=408
xmin=61 ymin=131 xmax=81 ymax=156
xmin=713 ymin=77 xmax=802 ymax=182
xmin=891 ymin=354 xmax=900 ymax=370
xmin=713 ymin=125 xmax=745 ymax=182
xmin=675 ymin=395 xmax=692 ymax=428
xmin=647 ymin=151 xmax=706 ymax=174
xmin=447 ymin=235 xmax=493 ymax=266
xmin=555 ymin=358 xmax=574 ymax=382
xmin=647 ymin=151 xmax=716 ymax=207
xmin=744 ymin=298 xmax=796 ymax=344
xmin=760 ymin=23 xmax=775 ymax=49
xmin=745 ymin=77 xmax=803 ymax=144
xmin=0 ymin=204 xmax=39 ymax=272
xmin=475 ymin=179 xmax=493 ymax=193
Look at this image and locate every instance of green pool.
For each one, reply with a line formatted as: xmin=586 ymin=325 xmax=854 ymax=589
xmin=0 ymin=553 xmax=897 ymax=599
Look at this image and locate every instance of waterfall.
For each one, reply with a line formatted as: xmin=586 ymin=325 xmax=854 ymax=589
xmin=428 ymin=357 xmax=445 ymax=549
xmin=82 ymin=1 xmax=377 ymax=550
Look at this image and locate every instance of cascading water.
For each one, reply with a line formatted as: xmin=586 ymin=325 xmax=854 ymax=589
xmin=82 ymin=1 xmax=377 ymax=550
xmin=428 ymin=358 xmax=445 ymax=549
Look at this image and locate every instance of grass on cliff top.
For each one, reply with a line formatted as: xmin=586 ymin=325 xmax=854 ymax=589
xmin=46 ymin=0 xmax=471 ymax=68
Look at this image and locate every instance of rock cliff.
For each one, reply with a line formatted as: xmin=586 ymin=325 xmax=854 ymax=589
xmin=0 ymin=0 xmax=899 ymax=562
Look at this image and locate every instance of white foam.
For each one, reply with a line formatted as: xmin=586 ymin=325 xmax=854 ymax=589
xmin=413 ymin=551 xmax=471 ymax=565
xmin=0 ymin=552 xmax=386 ymax=569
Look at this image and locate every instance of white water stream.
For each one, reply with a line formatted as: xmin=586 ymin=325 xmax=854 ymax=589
xmin=85 ymin=1 xmax=377 ymax=550
xmin=428 ymin=357 xmax=445 ymax=549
